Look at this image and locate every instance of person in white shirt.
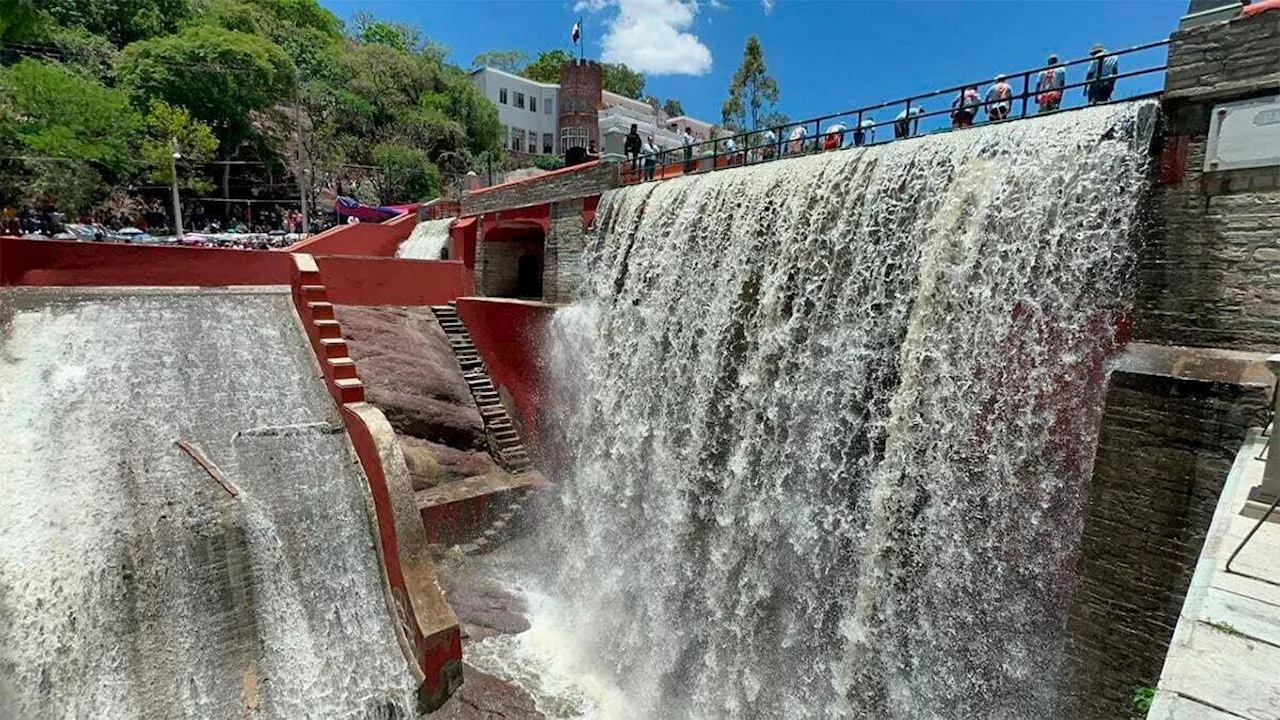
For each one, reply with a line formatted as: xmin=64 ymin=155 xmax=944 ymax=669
xmin=681 ymin=127 xmax=695 ymax=173
xmin=642 ymin=135 xmax=660 ymax=181
xmin=787 ymin=125 xmax=808 ymax=155
xmin=761 ymin=128 xmax=778 ymax=160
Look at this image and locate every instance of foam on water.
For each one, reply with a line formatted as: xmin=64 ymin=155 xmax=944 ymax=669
xmin=535 ymin=102 xmax=1158 ymax=718
xmin=396 ymin=218 xmax=455 ymax=260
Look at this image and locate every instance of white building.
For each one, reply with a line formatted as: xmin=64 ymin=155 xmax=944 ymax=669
xmin=469 ymin=66 xmax=718 ymax=159
xmin=469 ymin=67 xmax=559 ymax=156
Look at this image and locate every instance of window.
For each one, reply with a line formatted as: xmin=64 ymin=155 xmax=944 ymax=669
xmin=561 ymin=126 xmax=588 ymax=150
xmin=514 ymin=92 xmax=525 ymax=109
xmin=545 ymin=99 xmax=553 ymax=115
xmin=500 ymin=125 xmax=509 ymax=149
xmin=543 ymin=133 xmax=554 ymax=154
xmin=499 ymin=88 xmax=508 ymax=104
xmin=530 ymin=96 xmax=537 ymax=113
xmin=512 ymin=128 xmax=526 ymax=153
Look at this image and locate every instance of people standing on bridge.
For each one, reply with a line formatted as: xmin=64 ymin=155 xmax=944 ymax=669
xmin=625 ymin=123 xmax=643 ymax=173
xmin=822 ymin=123 xmax=846 ymax=151
xmin=681 ymin=126 xmax=696 ymax=173
xmin=894 ymin=105 xmax=925 ymax=139
xmin=761 ymin=128 xmax=778 ymax=160
xmin=787 ymin=124 xmax=808 ymax=155
xmin=985 ymin=75 xmax=1014 ymax=121
xmin=951 ymin=86 xmax=981 ymax=128
xmin=1085 ymin=44 xmax=1119 ymax=104
xmin=854 ymin=116 xmax=876 ymax=146
xmin=642 ymin=135 xmax=659 ymax=181
xmin=1036 ymin=54 xmax=1066 ymax=113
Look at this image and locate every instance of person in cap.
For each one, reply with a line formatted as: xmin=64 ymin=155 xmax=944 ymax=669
xmin=1035 ymin=54 xmax=1065 ymax=113
xmin=985 ymin=74 xmax=1014 ymax=121
xmin=1084 ymin=44 xmax=1119 ymax=104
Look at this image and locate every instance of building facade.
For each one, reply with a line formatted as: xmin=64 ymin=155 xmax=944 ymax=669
xmin=469 ymin=63 xmax=717 ymax=161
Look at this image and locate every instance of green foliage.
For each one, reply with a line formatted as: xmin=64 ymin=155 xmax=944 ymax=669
xmin=203 ymin=0 xmax=342 ymax=80
xmin=663 ymin=98 xmax=685 ymax=118
xmin=372 ymin=142 xmax=440 ymax=201
xmin=722 ymin=35 xmax=780 ymax=132
xmin=43 ymin=0 xmax=197 ymax=47
xmin=521 ymin=49 xmax=572 ymax=84
xmin=140 ymin=100 xmax=217 ymax=187
xmin=530 ymin=154 xmax=565 ymax=172
xmin=602 ymin=62 xmax=645 ymax=99
xmin=1131 ymin=686 xmax=1155 ymax=713
xmin=350 ymin=11 xmax=436 ymax=56
xmin=117 ymin=26 xmax=296 ymax=142
xmin=0 ymin=0 xmax=47 ymax=43
xmin=472 ymin=49 xmax=527 ymax=74
xmin=2 ymin=59 xmax=139 ymax=172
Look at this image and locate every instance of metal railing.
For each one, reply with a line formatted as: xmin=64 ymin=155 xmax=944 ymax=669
xmin=621 ymin=38 xmax=1170 ymax=185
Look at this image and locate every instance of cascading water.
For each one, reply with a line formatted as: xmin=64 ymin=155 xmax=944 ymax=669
xmin=530 ymin=101 xmax=1157 ymax=719
xmin=396 ymin=217 xmax=454 ymax=260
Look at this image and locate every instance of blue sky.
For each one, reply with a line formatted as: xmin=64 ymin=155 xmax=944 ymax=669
xmin=320 ymin=0 xmax=1186 ymax=125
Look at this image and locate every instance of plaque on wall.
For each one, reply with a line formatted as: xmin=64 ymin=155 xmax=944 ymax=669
xmin=1204 ymin=95 xmax=1280 ymax=172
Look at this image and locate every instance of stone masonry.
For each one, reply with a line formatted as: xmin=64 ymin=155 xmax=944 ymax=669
xmin=543 ymin=199 xmax=587 ymax=304
xmin=1133 ymin=8 xmax=1280 ymax=351
xmin=460 ymin=162 xmax=618 ymax=217
xmin=1063 ymin=366 xmax=1270 ymax=719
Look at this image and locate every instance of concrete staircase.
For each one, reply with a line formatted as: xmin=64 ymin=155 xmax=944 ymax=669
xmin=430 ymin=302 xmax=533 ymax=473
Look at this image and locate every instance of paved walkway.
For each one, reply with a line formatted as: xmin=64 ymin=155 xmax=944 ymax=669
xmin=1150 ymin=428 xmax=1280 ymax=719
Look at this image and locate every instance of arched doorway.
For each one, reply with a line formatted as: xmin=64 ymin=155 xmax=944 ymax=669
xmin=482 ymin=221 xmax=545 ymax=300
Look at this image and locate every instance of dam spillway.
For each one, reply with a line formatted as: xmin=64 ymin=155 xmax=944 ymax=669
xmin=532 ymin=101 xmax=1159 ymax=718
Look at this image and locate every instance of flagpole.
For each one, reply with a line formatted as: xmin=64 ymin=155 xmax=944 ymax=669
xmin=579 ymin=16 xmax=584 ymax=62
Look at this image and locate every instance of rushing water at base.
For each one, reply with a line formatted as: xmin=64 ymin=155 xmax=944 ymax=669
xmin=396 ymin=218 xmax=454 ymax=260
xmin=527 ymin=102 xmax=1157 ymax=719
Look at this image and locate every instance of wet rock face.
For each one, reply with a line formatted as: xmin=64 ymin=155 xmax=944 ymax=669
xmin=333 ymin=306 xmax=487 ymax=450
xmin=398 ymin=435 xmax=500 ymax=492
xmin=434 ymin=665 xmax=545 ymax=720
xmin=438 ymin=563 xmax=531 ymax=643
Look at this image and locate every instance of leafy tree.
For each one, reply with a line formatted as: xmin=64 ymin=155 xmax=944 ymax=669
xmin=43 ymin=0 xmax=197 ymax=47
xmin=117 ymin=26 xmax=297 ymax=147
xmin=140 ymin=100 xmax=218 ymax=189
xmin=0 ymin=0 xmax=47 ymax=43
xmin=350 ymin=11 xmax=433 ymax=56
xmin=663 ymin=98 xmax=685 ymax=118
xmin=602 ymin=62 xmax=644 ymax=99
xmin=721 ymin=35 xmax=779 ymax=132
xmin=521 ymin=49 xmax=572 ymax=84
xmin=471 ymin=49 xmax=527 ymax=74
xmin=204 ymin=0 xmax=343 ymax=80
xmin=373 ymin=142 xmax=440 ymax=201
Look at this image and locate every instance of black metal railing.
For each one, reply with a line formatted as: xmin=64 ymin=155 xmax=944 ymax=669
xmin=622 ymin=38 xmax=1170 ymax=185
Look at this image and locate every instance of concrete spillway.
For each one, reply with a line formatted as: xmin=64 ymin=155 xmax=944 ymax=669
xmin=0 ymin=287 xmax=417 ymax=718
xmin=530 ymin=101 xmax=1160 ymax=718
xmin=396 ymin=218 xmax=454 ymax=260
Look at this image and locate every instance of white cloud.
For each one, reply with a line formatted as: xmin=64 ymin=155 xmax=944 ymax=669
xmin=761 ymin=0 xmax=775 ymax=14
xmin=586 ymin=0 xmax=713 ymax=76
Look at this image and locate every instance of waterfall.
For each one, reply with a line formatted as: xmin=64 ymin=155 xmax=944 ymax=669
xmin=537 ymin=101 xmax=1157 ymax=719
xmin=396 ymin=218 xmax=454 ymax=260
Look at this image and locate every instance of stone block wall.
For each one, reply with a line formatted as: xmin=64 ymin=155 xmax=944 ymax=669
xmin=544 ymin=199 xmax=587 ymax=304
xmin=1133 ymin=8 xmax=1280 ymax=352
xmin=1063 ymin=368 xmax=1269 ymax=719
xmin=461 ymin=162 xmax=618 ymax=216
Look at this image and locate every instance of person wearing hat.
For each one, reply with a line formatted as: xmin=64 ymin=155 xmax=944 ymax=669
xmin=985 ymin=74 xmax=1014 ymax=121
xmin=1035 ymin=55 xmax=1066 ymax=113
xmin=1085 ymin=44 xmax=1119 ymax=105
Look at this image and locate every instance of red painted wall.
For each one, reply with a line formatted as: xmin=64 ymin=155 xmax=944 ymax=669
xmin=315 ymin=256 xmax=473 ymax=306
xmin=285 ymin=212 xmax=418 ymax=257
xmin=0 ymin=236 xmax=291 ymax=287
xmin=454 ymin=297 xmax=555 ymax=446
xmin=448 ymin=218 xmax=477 ymax=270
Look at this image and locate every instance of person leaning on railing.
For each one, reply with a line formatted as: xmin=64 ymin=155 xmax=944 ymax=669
xmin=985 ymin=75 xmax=1014 ymax=121
xmin=1036 ymin=54 xmax=1066 ymax=113
xmin=1084 ymin=44 xmax=1119 ymax=105
xmin=950 ymin=86 xmax=981 ymax=128
xmin=642 ymin=135 xmax=659 ymax=181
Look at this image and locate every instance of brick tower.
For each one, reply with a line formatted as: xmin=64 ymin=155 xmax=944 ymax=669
xmin=558 ymin=59 xmax=602 ymax=158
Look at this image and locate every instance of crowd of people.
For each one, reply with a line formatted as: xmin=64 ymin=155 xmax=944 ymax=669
xmin=623 ymin=44 xmax=1123 ymax=181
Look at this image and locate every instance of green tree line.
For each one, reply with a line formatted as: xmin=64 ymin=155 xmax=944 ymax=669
xmin=0 ymin=0 xmax=506 ymax=216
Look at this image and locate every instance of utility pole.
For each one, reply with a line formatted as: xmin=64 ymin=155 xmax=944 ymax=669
xmin=170 ymin=138 xmax=184 ymax=237
xmin=293 ymin=99 xmax=310 ymax=233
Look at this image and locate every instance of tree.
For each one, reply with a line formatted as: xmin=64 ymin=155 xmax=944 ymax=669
xmin=602 ymin=62 xmax=644 ymax=99
xmin=43 ymin=0 xmax=197 ymax=47
xmin=117 ymin=26 xmax=297 ymax=146
xmin=0 ymin=0 xmax=46 ymax=44
xmin=663 ymin=98 xmax=685 ymax=118
xmin=373 ymin=142 xmax=441 ymax=201
xmin=140 ymin=100 xmax=218 ymax=189
xmin=521 ymin=49 xmax=571 ymax=84
xmin=721 ymin=35 xmax=779 ymax=132
xmin=204 ymin=0 xmax=343 ymax=80
xmin=471 ymin=50 xmax=527 ymax=74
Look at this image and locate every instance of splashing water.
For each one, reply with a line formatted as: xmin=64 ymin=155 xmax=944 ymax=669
xmin=532 ymin=102 xmax=1157 ymax=719
xmin=396 ymin=218 xmax=454 ymax=260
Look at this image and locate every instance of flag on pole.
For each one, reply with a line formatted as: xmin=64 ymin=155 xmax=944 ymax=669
xmin=571 ymin=21 xmax=581 ymax=44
